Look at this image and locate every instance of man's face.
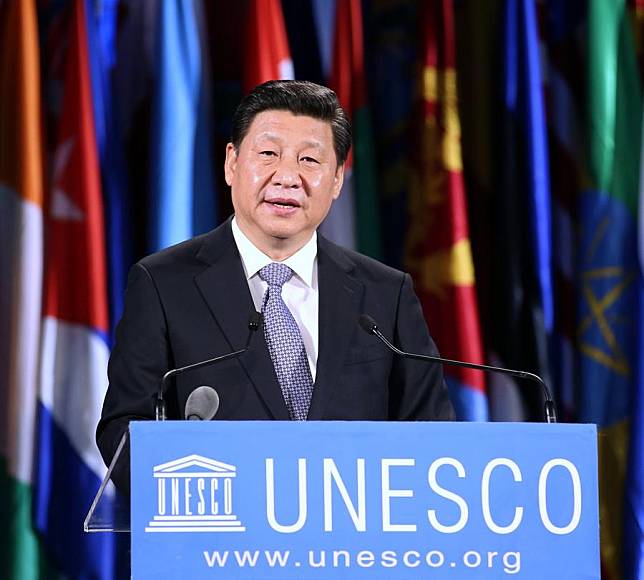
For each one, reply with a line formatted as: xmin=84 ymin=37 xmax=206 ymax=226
xmin=224 ymin=110 xmax=344 ymax=258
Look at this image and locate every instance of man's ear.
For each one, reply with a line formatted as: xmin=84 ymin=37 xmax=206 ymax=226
xmin=224 ymin=143 xmax=237 ymax=186
xmin=332 ymin=163 xmax=345 ymax=200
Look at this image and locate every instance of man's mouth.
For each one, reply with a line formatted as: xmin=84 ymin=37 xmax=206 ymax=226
xmin=265 ymin=198 xmax=300 ymax=209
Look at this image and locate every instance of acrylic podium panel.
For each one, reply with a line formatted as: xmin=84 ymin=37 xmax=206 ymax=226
xmin=124 ymin=421 xmax=599 ymax=580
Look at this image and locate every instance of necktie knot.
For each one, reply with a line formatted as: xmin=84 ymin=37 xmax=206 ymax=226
xmin=259 ymin=262 xmax=293 ymax=288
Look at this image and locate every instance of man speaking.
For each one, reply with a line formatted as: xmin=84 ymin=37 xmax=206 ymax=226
xmin=96 ymin=80 xmax=454 ymax=485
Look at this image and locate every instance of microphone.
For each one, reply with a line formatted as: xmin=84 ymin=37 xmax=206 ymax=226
xmin=185 ymin=386 xmax=220 ymax=420
xmin=358 ymin=314 xmax=557 ymax=423
xmin=155 ymin=311 xmax=262 ymax=420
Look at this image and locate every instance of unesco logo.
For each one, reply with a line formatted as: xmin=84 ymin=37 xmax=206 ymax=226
xmin=145 ymin=454 xmax=245 ymax=533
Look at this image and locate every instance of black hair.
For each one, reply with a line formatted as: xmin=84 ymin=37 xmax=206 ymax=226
xmin=231 ymin=80 xmax=352 ymax=165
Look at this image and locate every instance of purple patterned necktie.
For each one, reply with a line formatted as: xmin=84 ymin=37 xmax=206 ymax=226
xmin=259 ymin=263 xmax=313 ymax=420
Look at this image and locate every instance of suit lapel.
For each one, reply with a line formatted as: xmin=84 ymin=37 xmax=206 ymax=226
xmin=307 ymin=237 xmax=363 ymax=420
xmin=194 ymin=221 xmax=289 ymax=419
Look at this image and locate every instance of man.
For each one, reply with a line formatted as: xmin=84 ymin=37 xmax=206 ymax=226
xmin=97 ymin=80 xmax=454 ymax=489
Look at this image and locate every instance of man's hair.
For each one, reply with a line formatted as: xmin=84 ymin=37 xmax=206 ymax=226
xmin=231 ymin=80 xmax=352 ymax=165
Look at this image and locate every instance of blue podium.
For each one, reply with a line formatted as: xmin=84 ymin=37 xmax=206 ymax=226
xmin=128 ymin=421 xmax=599 ymax=579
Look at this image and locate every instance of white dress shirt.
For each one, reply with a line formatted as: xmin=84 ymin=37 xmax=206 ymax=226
xmin=231 ymin=217 xmax=319 ymax=380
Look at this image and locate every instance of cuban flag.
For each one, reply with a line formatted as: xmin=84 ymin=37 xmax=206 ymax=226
xmin=34 ymin=0 xmax=115 ymax=577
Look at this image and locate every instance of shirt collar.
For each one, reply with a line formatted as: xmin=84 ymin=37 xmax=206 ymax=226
xmin=231 ymin=216 xmax=317 ymax=288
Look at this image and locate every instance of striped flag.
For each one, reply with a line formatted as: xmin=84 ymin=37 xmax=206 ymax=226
xmin=34 ymin=0 xmax=114 ymax=576
xmin=0 ymin=2 xmax=52 ymax=578
xmin=149 ymin=0 xmax=217 ymax=252
xmin=320 ymin=0 xmax=382 ymax=258
xmin=406 ymin=0 xmax=487 ymax=421
xmin=244 ymin=0 xmax=294 ymax=91
xmin=582 ymin=1 xmax=643 ymax=578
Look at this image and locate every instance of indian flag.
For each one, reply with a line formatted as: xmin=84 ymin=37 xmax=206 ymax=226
xmin=0 ymin=1 xmax=51 ymax=578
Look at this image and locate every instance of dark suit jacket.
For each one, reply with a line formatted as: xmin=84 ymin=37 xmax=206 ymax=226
xmin=97 ymin=219 xmax=454 ymax=490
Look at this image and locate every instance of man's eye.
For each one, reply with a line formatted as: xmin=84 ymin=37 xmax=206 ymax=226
xmin=301 ymin=156 xmax=319 ymax=164
xmin=259 ymin=150 xmax=277 ymax=157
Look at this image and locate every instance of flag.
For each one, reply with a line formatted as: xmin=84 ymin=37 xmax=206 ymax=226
xmin=485 ymin=0 xmax=553 ymax=421
xmin=311 ymin=0 xmax=336 ymax=80
xmin=0 ymin=2 xmax=55 ymax=578
xmin=360 ymin=0 xmax=419 ymax=268
xmin=320 ymin=0 xmax=382 ymax=258
xmin=85 ymin=0 xmax=132 ymax=336
xmin=582 ymin=1 xmax=643 ymax=577
xmin=34 ymin=0 xmax=115 ymax=576
xmin=625 ymin=140 xmax=644 ymax=572
xmin=244 ymin=0 xmax=294 ymax=92
xmin=541 ymin=2 xmax=586 ymax=422
xmin=149 ymin=0 xmax=217 ymax=252
xmin=282 ymin=0 xmax=325 ymax=84
xmin=406 ymin=0 xmax=487 ymax=421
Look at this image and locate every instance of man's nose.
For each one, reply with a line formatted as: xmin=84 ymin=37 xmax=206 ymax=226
xmin=271 ymin=156 xmax=302 ymax=188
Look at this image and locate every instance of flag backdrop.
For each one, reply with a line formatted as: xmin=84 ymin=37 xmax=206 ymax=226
xmin=406 ymin=0 xmax=487 ymax=421
xmin=34 ymin=0 xmax=114 ymax=577
xmin=0 ymin=2 xmax=641 ymax=578
xmin=582 ymin=1 xmax=643 ymax=577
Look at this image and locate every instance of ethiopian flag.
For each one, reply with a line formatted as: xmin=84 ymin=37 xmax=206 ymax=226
xmin=581 ymin=1 xmax=643 ymax=578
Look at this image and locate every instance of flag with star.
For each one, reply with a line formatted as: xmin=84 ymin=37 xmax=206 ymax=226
xmin=406 ymin=0 xmax=487 ymax=421
xmin=582 ymin=1 xmax=643 ymax=578
xmin=34 ymin=0 xmax=115 ymax=576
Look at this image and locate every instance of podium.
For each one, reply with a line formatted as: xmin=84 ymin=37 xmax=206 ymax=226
xmin=86 ymin=421 xmax=600 ymax=579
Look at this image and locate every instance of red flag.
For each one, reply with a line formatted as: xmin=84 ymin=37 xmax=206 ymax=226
xmin=35 ymin=0 xmax=114 ymax=576
xmin=44 ymin=0 xmax=108 ymax=332
xmin=407 ymin=0 xmax=487 ymax=420
xmin=244 ymin=0 xmax=293 ymax=92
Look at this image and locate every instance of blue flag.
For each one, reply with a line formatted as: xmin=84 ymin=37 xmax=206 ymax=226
xmin=149 ymin=0 xmax=217 ymax=252
xmin=85 ymin=0 xmax=132 ymax=340
xmin=487 ymin=0 xmax=553 ymax=421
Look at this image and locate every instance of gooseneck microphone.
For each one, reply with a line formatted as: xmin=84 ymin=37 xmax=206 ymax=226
xmin=358 ymin=314 xmax=557 ymax=423
xmin=155 ymin=312 xmax=262 ymax=420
